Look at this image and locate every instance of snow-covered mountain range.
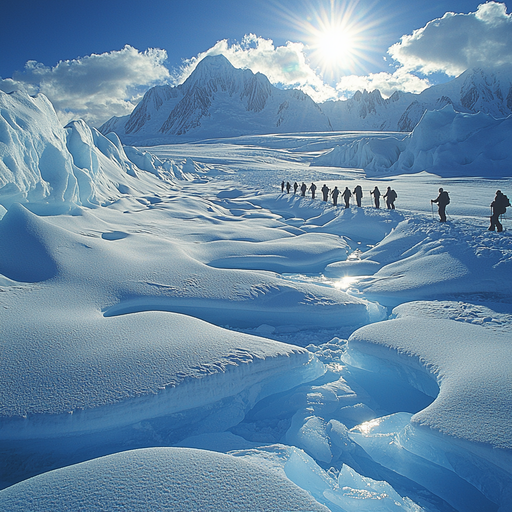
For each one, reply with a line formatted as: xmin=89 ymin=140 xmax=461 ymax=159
xmin=100 ymin=54 xmax=332 ymax=145
xmin=100 ymin=56 xmax=512 ymax=144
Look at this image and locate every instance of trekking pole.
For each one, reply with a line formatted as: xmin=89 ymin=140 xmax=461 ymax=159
xmin=431 ymin=201 xmax=434 ymax=220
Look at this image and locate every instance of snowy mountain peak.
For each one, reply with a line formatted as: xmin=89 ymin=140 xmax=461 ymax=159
xmin=99 ymin=62 xmax=512 ymax=144
xmin=458 ymin=65 xmax=512 ymax=116
xmin=102 ymin=55 xmax=331 ymax=143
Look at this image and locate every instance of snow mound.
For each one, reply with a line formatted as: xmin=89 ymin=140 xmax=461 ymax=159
xmin=0 ymin=447 xmax=329 ymax=511
xmin=1 ymin=308 xmax=321 ymax=438
xmin=351 ymin=217 xmax=512 ymax=305
xmin=347 ymin=315 xmax=512 ymax=453
xmin=313 ymin=105 xmax=512 ymax=177
xmin=195 ymin=232 xmax=349 ymax=273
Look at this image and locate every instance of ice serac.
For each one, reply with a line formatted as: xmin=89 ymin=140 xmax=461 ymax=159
xmin=313 ymin=105 xmax=512 ymax=176
xmin=100 ymin=54 xmax=332 ymax=144
xmin=0 ymin=90 xmax=165 ymax=211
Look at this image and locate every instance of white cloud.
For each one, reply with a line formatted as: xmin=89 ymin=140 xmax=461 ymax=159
xmin=336 ymin=70 xmax=431 ymax=99
xmin=175 ymin=34 xmax=338 ymax=103
xmin=6 ymin=45 xmax=170 ymax=126
xmin=388 ymin=2 xmax=512 ymax=76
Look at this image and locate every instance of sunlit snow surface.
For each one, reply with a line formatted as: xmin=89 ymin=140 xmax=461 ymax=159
xmin=1 ymin=91 xmax=512 ymax=511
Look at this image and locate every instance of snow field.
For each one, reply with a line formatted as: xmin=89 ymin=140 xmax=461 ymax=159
xmin=1 ymin=90 xmax=512 ymax=510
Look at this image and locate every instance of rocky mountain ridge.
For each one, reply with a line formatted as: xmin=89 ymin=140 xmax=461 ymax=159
xmin=99 ymin=56 xmax=512 ymax=144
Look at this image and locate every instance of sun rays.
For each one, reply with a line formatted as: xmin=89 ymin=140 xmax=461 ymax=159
xmin=269 ymin=0 xmax=388 ymax=82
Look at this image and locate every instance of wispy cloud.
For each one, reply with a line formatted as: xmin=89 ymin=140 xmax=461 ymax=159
xmin=389 ymin=1 xmax=512 ymax=76
xmin=0 ymin=45 xmax=170 ymax=126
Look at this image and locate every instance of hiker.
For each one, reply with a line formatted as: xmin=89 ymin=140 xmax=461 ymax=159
xmin=321 ymin=184 xmax=329 ymax=201
xmin=342 ymin=187 xmax=351 ymax=208
xmin=293 ymin=182 xmax=298 ymax=194
xmin=353 ymin=185 xmax=363 ymax=207
xmin=370 ymin=186 xmax=381 ymax=209
xmin=384 ymin=187 xmax=397 ymax=209
xmin=331 ymin=186 xmax=340 ymax=206
xmin=286 ymin=181 xmax=291 ymax=193
xmin=489 ymin=190 xmax=510 ymax=232
xmin=431 ymin=187 xmax=450 ymax=222
xmin=281 ymin=181 xmax=285 ymax=193
xmin=300 ymin=182 xmax=307 ymax=197
xmin=309 ymin=182 xmax=317 ymax=199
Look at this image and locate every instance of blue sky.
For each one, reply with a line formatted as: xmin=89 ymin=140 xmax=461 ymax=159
xmin=1 ymin=0 xmax=509 ymax=125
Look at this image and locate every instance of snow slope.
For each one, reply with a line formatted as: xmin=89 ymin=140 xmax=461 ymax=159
xmin=325 ymin=216 xmax=512 ymax=306
xmin=0 ymin=447 xmax=329 ymax=512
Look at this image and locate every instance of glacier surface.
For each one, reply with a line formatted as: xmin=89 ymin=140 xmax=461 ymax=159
xmin=0 ymin=90 xmax=511 ymax=511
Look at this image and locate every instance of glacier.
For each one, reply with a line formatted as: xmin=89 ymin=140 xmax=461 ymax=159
xmin=313 ymin=105 xmax=512 ymax=177
xmin=1 ymin=89 xmax=512 ymax=511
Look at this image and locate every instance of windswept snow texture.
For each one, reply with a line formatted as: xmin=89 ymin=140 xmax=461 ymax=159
xmin=0 ymin=447 xmax=329 ymax=512
xmin=313 ymin=106 xmax=512 ymax=177
xmin=1 ymin=91 xmax=512 ymax=511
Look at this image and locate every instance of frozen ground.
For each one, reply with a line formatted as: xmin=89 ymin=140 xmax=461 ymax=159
xmin=1 ymin=92 xmax=511 ymax=511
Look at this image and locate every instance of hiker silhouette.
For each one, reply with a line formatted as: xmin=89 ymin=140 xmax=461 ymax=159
xmin=489 ymin=190 xmax=510 ymax=232
xmin=431 ymin=187 xmax=450 ymax=222
xmin=370 ymin=186 xmax=381 ymax=208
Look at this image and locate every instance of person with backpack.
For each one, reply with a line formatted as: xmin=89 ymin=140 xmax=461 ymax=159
xmin=489 ymin=190 xmax=510 ymax=232
xmin=286 ymin=182 xmax=291 ymax=193
xmin=384 ymin=187 xmax=397 ymax=209
xmin=309 ymin=182 xmax=317 ymax=199
xmin=321 ymin=184 xmax=329 ymax=202
xmin=370 ymin=186 xmax=381 ymax=208
xmin=353 ymin=185 xmax=363 ymax=207
xmin=293 ymin=182 xmax=298 ymax=194
xmin=431 ymin=187 xmax=450 ymax=222
xmin=342 ymin=187 xmax=352 ymax=208
xmin=300 ymin=182 xmax=307 ymax=197
xmin=331 ymin=186 xmax=340 ymax=206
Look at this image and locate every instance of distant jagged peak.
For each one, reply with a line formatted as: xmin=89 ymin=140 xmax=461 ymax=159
xmin=352 ymin=89 xmax=384 ymax=102
xmin=182 ymin=54 xmax=272 ymax=95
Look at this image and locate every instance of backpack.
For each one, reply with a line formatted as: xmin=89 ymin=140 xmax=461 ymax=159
xmin=443 ymin=191 xmax=450 ymax=205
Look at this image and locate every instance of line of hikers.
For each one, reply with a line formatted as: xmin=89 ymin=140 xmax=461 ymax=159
xmin=281 ymin=181 xmax=510 ymax=232
xmin=280 ymin=181 xmax=397 ymax=209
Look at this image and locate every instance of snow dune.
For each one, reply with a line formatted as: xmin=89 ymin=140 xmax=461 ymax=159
xmin=329 ymin=216 xmax=512 ymax=306
xmin=0 ymin=447 xmax=329 ymax=511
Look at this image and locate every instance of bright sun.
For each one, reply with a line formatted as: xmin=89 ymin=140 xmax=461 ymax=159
xmin=317 ymin=28 xmax=355 ymax=65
